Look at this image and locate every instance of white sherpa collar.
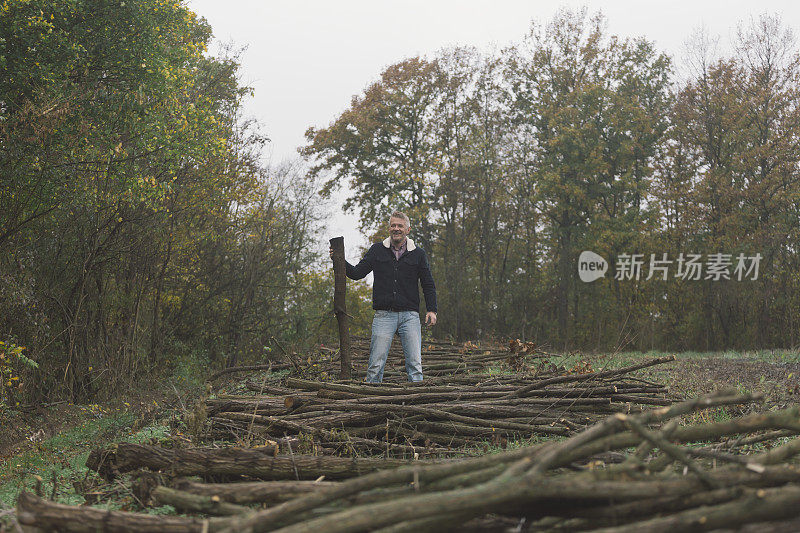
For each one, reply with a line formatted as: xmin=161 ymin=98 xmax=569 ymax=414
xmin=382 ymin=237 xmax=415 ymax=251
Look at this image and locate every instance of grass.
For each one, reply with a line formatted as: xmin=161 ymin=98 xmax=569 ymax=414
xmin=0 ymin=359 xmax=298 ymax=521
xmin=0 ymin=408 xmax=132 ymax=507
xmin=0 ymin=406 xmax=178 ymax=510
xmin=601 ymin=349 xmax=800 ymax=365
xmin=468 ymin=433 xmax=564 ymax=456
xmin=0 ymin=345 xmax=221 ymax=526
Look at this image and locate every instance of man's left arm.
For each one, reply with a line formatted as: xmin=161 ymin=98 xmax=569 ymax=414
xmin=419 ymin=251 xmax=437 ymax=325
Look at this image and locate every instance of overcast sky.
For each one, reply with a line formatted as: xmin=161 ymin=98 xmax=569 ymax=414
xmin=185 ymin=0 xmax=799 ymax=258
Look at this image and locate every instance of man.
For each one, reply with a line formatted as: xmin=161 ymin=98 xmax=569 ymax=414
xmin=331 ymin=211 xmax=437 ymax=382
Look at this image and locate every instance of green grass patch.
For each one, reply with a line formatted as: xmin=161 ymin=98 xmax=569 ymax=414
xmin=465 ymin=433 xmax=563 ymax=456
xmin=0 ymin=407 xmax=172 ymax=509
xmin=609 ymin=349 xmax=800 ymax=364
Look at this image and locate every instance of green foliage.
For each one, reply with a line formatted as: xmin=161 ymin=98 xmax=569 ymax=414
xmin=287 ymin=266 xmax=374 ymax=344
xmin=0 ymin=339 xmax=37 ymax=409
xmin=0 ymin=408 xmax=135 ymax=507
xmin=305 ymin=57 xmax=439 ymax=241
xmin=0 ymin=0 xmax=323 ymax=402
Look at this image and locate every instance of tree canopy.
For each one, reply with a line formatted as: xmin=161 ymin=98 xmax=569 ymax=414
xmin=304 ymin=9 xmax=800 ymax=351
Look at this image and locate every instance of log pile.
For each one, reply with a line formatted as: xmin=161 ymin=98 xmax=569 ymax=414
xmin=291 ymin=337 xmax=550 ymax=381
xmin=205 ymin=351 xmax=676 ymax=455
xmin=212 ymin=391 xmax=800 ymax=533
xmin=18 ymin=391 xmax=800 ymax=532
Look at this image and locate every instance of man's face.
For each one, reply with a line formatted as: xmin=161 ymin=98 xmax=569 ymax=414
xmin=389 ymin=217 xmax=410 ymax=246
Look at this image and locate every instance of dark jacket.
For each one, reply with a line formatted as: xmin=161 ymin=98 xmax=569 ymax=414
xmin=345 ymin=237 xmax=437 ymax=313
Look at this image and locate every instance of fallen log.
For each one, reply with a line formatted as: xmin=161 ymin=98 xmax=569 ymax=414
xmin=87 ymin=444 xmax=278 ymax=480
xmin=174 ymin=479 xmax=337 ymax=504
xmin=592 ymin=484 xmax=800 ymax=533
xmin=208 ymin=364 xmax=292 ymax=382
xmin=16 ymin=492 xmax=231 ymax=532
xmin=214 ymin=411 xmax=453 ymax=454
xmin=151 ymin=486 xmax=250 ymax=516
xmin=332 ymin=403 xmax=571 ymax=435
xmin=206 ymin=399 xmax=291 ymax=416
xmin=87 ymin=443 xmax=416 ymax=481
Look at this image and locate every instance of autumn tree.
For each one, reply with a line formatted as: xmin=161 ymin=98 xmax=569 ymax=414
xmin=506 ymin=9 xmax=671 ymax=346
xmin=0 ymin=0 xmax=323 ymax=402
xmin=304 ymin=57 xmax=440 ymax=250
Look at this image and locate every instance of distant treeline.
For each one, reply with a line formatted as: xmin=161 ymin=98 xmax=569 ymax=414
xmin=0 ymin=0 xmax=325 ymax=403
xmin=305 ymin=9 xmax=800 ymax=352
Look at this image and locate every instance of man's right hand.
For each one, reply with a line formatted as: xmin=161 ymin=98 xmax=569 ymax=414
xmin=329 ymin=247 xmax=334 ymax=260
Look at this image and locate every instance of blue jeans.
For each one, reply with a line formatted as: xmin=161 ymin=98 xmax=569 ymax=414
xmin=367 ymin=310 xmax=422 ymax=382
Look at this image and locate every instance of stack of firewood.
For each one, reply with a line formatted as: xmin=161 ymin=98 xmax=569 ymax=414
xmin=276 ymin=337 xmax=552 ymax=381
xmin=206 ymin=354 xmax=675 ymax=455
xmin=17 ymin=391 xmax=800 ymax=532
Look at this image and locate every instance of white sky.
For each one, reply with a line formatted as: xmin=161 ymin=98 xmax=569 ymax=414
xmin=186 ymin=0 xmax=799 ymax=259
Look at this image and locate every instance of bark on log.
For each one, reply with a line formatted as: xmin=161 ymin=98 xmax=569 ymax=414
xmin=87 ymin=444 xmax=279 ymax=480
xmin=16 ymin=492 xmax=231 ymax=532
xmin=206 ymin=399 xmax=289 ymax=416
xmin=285 ymin=378 xmax=404 ymax=396
xmin=592 ymin=484 xmax=800 ymax=533
xmin=330 ymin=236 xmax=351 ymax=379
xmin=174 ymin=479 xmax=337 ymax=504
xmin=555 ymin=485 xmax=747 ymax=524
xmin=151 ymin=486 xmax=250 ymax=516
xmin=335 ymin=403 xmax=570 ymax=435
xmin=208 ymin=363 xmax=292 ymax=382
xmin=87 ymin=443 xmax=412 ymax=481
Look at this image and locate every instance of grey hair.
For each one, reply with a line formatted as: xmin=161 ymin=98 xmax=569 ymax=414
xmin=389 ymin=211 xmax=410 ymax=227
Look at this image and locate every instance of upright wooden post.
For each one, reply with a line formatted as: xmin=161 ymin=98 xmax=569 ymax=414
xmin=329 ymin=236 xmax=351 ymax=379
